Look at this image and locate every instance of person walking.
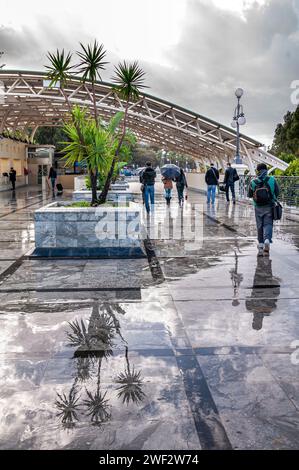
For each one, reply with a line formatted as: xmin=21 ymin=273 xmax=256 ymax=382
xmin=175 ymin=168 xmax=188 ymax=206
xmin=48 ymin=166 xmax=57 ymax=193
xmin=9 ymin=167 xmax=17 ymax=191
xmin=140 ymin=161 xmax=156 ymax=213
xmin=205 ymin=163 xmax=219 ymax=204
xmin=224 ymin=162 xmax=239 ymax=204
xmin=248 ymin=163 xmax=279 ymax=256
xmin=162 ymin=176 xmax=173 ymax=206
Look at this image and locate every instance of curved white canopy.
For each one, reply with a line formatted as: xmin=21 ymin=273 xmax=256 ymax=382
xmin=0 ymin=70 xmax=288 ymax=172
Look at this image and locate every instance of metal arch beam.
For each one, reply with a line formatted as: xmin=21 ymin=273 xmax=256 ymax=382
xmin=0 ymin=69 xmax=288 ymax=171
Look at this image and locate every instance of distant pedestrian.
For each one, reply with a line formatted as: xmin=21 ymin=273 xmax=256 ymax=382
xmin=248 ymin=163 xmax=279 ymax=256
xmin=9 ymin=167 xmax=17 ymax=191
xmin=175 ymin=168 xmax=188 ymax=206
xmin=224 ymin=162 xmax=239 ymax=204
xmin=162 ymin=176 xmax=173 ymax=206
xmin=205 ymin=163 xmax=219 ymax=204
xmin=140 ymin=161 xmax=156 ymax=213
xmin=48 ymin=166 xmax=57 ymax=193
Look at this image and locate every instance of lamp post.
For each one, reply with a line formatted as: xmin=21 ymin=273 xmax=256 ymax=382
xmin=231 ymin=88 xmax=246 ymax=164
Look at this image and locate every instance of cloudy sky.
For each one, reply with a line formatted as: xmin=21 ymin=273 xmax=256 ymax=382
xmin=1 ymin=0 xmax=299 ymax=145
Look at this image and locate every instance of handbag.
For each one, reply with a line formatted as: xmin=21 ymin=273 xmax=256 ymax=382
xmin=272 ymin=201 xmax=283 ymax=221
xmin=233 ymin=169 xmax=239 ymax=182
xmin=219 ymin=183 xmax=226 ymax=192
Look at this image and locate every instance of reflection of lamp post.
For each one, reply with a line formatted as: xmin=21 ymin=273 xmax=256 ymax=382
xmin=231 ymin=88 xmax=246 ymax=164
xmin=229 ymin=250 xmax=243 ymax=306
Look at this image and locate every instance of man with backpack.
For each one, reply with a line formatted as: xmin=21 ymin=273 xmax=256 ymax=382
xmin=224 ymin=162 xmax=239 ymax=204
xmin=248 ymin=163 xmax=279 ymax=256
xmin=205 ymin=163 xmax=219 ymax=204
xmin=140 ymin=161 xmax=156 ymax=213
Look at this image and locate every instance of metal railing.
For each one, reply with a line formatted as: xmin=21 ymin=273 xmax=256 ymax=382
xmin=242 ymin=175 xmax=299 ymax=208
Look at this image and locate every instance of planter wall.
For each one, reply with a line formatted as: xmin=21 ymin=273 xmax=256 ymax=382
xmin=72 ymin=190 xmax=134 ymax=202
xmin=33 ymin=202 xmax=145 ymax=258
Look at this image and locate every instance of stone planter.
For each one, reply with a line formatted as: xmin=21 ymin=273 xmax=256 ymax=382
xmin=72 ymin=190 xmax=134 ymax=202
xmin=33 ymin=202 xmax=145 ymax=258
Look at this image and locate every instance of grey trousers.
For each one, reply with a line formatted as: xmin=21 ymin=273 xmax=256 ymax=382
xmin=255 ymin=205 xmax=273 ymax=243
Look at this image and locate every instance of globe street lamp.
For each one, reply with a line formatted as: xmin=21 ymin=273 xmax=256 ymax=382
xmin=231 ymin=88 xmax=246 ymax=164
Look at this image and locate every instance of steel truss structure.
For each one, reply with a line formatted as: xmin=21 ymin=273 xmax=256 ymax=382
xmin=0 ymin=70 xmax=288 ymax=173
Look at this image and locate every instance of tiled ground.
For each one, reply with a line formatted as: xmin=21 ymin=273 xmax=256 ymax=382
xmin=0 ymin=185 xmax=298 ymax=450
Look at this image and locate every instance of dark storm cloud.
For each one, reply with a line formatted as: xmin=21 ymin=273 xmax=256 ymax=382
xmin=1 ymin=0 xmax=299 ymax=143
xmin=145 ymin=0 xmax=299 ymax=143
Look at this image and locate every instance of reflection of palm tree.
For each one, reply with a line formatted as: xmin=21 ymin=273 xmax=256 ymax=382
xmin=116 ymin=346 xmax=145 ymax=405
xmin=84 ymin=358 xmax=111 ymax=425
xmin=246 ymin=257 xmax=281 ymax=330
xmin=75 ymin=357 xmax=93 ymax=382
xmin=55 ymin=384 xmax=80 ymax=427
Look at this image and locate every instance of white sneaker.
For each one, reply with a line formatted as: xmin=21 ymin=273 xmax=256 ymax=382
xmin=264 ymin=239 xmax=270 ymax=255
xmin=257 ymin=243 xmax=264 ymax=256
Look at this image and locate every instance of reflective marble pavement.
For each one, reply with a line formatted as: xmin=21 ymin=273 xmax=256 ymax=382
xmin=0 ymin=185 xmax=299 ymax=450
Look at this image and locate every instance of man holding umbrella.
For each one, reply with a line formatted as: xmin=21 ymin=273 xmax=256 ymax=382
xmin=140 ymin=162 xmax=156 ymax=213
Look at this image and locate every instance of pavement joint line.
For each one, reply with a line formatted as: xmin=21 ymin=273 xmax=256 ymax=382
xmin=0 ymin=287 xmax=142 ymax=293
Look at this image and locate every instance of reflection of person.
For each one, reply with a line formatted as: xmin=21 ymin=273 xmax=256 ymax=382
xmin=245 ymin=256 xmax=280 ymax=330
xmin=9 ymin=167 xmax=16 ymax=190
xmin=205 ymin=163 xmax=219 ymax=204
xmin=48 ymin=166 xmax=57 ymax=192
xmin=175 ymin=168 xmax=188 ymax=206
xmin=140 ymin=161 xmax=156 ymax=213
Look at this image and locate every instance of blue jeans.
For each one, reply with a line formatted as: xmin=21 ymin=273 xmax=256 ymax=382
xmin=164 ymin=188 xmax=172 ymax=199
xmin=50 ymin=177 xmax=56 ymax=190
xmin=144 ymin=184 xmax=155 ymax=212
xmin=207 ymin=185 xmax=216 ymax=204
xmin=255 ymin=205 xmax=273 ymax=243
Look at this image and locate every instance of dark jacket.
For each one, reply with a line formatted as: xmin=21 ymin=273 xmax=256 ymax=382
xmin=205 ymin=167 xmax=219 ymax=185
xmin=140 ymin=167 xmax=156 ymax=186
xmin=224 ymin=167 xmax=238 ymax=185
xmin=176 ymin=170 xmax=188 ymax=188
xmin=49 ymin=167 xmax=57 ymax=179
xmin=9 ymin=169 xmax=16 ymax=182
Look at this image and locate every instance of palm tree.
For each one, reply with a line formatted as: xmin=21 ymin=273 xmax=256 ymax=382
xmin=98 ymin=61 xmax=147 ymax=203
xmin=77 ymin=41 xmax=108 ymax=124
xmin=46 ymin=49 xmax=74 ymax=113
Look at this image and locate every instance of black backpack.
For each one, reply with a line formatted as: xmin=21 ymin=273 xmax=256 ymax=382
xmin=252 ymin=177 xmax=272 ymax=205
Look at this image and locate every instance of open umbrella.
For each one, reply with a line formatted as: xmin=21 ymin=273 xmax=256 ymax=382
xmin=161 ymin=164 xmax=181 ymax=179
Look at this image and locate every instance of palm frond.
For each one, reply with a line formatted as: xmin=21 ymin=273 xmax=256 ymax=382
xmin=115 ymin=367 xmax=146 ymax=405
xmin=83 ymin=389 xmax=111 ymax=424
xmin=66 ymin=318 xmax=90 ymax=348
xmin=45 ymin=49 xmax=74 ymax=86
xmin=112 ymin=61 xmax=147 ymax=102
xmin=55 ymin=386 xmax=81 ymax=425
xmin=77 ymin=41 xmax=108 ymax=83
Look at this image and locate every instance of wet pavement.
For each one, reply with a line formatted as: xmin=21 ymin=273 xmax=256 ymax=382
xmin=0 ymin=185 xmax=299 ymax=450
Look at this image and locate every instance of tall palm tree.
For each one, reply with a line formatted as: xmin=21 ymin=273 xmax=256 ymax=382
xmin=46 ymin=49 xmax=74 ymax=113
xmin=76 ymin=41 xmax=108 ymax=124
xmin=98 ymin=61 xmax=147 ymax=203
